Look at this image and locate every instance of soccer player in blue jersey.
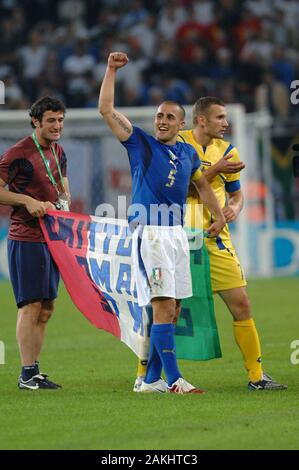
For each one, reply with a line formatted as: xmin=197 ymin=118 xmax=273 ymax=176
xmin=99 ymin=52 xmax=226 ymax=394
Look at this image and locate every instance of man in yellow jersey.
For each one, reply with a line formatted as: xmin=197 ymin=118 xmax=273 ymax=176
xmin=179 ymin=96 xmax=287 ymax=390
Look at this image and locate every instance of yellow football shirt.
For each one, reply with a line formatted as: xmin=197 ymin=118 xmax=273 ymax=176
xmin=179 ymin=129 xmax=241 ymax=247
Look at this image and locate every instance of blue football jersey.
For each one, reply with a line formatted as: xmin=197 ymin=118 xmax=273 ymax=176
xmin=121 ymin=126 xmax=202 ymax=226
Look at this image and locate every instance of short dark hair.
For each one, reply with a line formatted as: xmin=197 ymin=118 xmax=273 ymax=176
xmin=29 ymin=96 xmax=66 ymax=128
xmin=159 ymin=100 xmax=186 ymax=120
xmin=192 ymin=96 xmax=225 ymax=125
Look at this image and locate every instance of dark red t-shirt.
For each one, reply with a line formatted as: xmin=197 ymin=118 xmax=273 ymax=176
xmin=0 ymin=135 xmax=67 ymax=242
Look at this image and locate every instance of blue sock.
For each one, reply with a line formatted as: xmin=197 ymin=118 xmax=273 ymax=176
xmin=35 ymin=361 xmax=40 ymax=374
xmin=145 ymin=327 xmax=163 ymax=384
xmin=21 ymin=365 xmax=38 ymax=381
xmin=150 ymin=323 xmax=181 ymax=386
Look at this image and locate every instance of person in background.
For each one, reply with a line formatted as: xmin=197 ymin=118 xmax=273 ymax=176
xmin=179 ymin=96 xmax=287 ymax=390
xmin=0 ymin=96 xmax=71 ymax=390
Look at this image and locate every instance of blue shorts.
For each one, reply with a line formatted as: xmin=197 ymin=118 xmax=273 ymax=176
xmin=7 ymin=240 xmax=60 ymax=307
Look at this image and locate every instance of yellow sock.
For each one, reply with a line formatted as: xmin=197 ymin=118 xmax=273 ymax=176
xmin=233 ymin=318 xmax=262 ymax=383
xmin=137 ymin=358 xmax=147 ymax=377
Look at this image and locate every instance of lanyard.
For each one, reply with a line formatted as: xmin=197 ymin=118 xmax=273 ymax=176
xmin=31 ymin=132 xmax=65 ymax=194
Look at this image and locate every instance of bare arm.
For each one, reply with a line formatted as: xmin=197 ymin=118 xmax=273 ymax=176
xmin=98 ymin=52 xmax=133 ymax=142
xmin=0 ymin=177 xmax=52 ymax=217
xmin=63 ymin=177 xmax=71 ymax=206
xmin=203 ymin=154 xmax=245 ymax=183
xmin=193 ymin=175 xmax=226 ymax=237
xmin=223 ymin=189 xmax=244 ymax=223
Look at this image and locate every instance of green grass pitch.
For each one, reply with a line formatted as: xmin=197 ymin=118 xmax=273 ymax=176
xmin=0 ymin=278 xmax=298 ymax=450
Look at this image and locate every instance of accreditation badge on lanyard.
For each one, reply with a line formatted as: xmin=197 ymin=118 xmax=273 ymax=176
xmin=56 ymin=192 xmax=69 ymax=211
xmin=32 ymin=132 xmax=69 ymax=211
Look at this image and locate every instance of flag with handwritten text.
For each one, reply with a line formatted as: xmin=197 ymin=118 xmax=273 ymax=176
xmin=40 ymin=211 xmax=221 ymax=361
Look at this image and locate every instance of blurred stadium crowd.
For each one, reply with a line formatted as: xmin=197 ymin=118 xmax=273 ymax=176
xmin=0 ymin=0 xmax=298 ymax=122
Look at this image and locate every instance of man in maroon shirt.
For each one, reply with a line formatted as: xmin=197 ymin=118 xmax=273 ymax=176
xmin=0 ymin=96 xmax=71 ymax=390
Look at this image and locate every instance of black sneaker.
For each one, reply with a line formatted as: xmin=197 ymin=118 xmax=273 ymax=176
xmin=248 ymin=372 xmax=287 ymax=391
xmin=40 ymin=373 xmax=62 ymax=388
xmin=18 ymin=376 xmax=39 ymax=390
xmin=33 ymin=374 xmax=62 ymax=389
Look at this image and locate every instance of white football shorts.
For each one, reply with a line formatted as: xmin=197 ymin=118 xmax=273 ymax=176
xmin=132 ymin=224 xmax=193 ymax=307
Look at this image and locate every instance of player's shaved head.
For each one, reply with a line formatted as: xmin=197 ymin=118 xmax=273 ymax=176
xmin=192 ymin=97 xmax=225 ymax=124
xmin=159 ymin=101 xmax=186 ymax=120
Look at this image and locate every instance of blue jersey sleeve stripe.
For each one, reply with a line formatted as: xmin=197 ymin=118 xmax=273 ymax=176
xmin=225 ymin=180 xmax=240 ymax=192
xmin=216 ymin=235 xmax=226 ymax=250
xmin=223 ymin=144 xmax=234 ymax=157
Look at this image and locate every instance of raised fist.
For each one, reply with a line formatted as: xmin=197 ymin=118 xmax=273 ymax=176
xmin=108 ymin=52 xmax=129 ymax=69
